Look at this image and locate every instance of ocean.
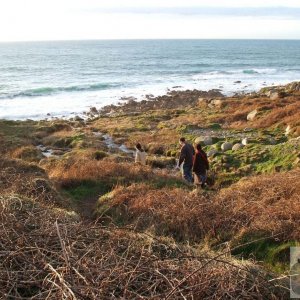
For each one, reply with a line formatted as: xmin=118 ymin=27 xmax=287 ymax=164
xmin=0 ymin=39 xmax=299 ymax=120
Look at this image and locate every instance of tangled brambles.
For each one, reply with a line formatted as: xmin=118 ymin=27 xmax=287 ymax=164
xmin=0 ymin=196 xmax=288 ymax=299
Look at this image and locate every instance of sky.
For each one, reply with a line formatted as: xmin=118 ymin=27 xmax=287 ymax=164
xmin=0 ymin=0 xmax=299 ymax=41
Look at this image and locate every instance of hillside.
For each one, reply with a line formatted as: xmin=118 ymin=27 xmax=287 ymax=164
xmin=0 ymin=82 xmax=299 ymax=299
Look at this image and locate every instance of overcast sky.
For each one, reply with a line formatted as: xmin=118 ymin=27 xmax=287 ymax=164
xmin=0 ymin=0 xmax=299 ymax=41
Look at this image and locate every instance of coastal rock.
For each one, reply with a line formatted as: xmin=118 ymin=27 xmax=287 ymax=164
xmin=268 ymin=137 xmax=277 ymax=145
xmin=74 ymin=116 xmax=84 ymax=122
xmin=90 ymin=107 xmax=98 ymax=114
xmin=198 ymin=97 xmax=207 ymax=105
xmin=194 ymin=137 xmax=203 ymax=145
xmin=270 ymin=92 xmax=279 ymax=100
xmin=242 ymin=138 xmax=248 ymax=146
xmin=207 ymin=149 xmax=218 ymax=157
xmin=145 ymin=94 xmax=155 ymax=100
xmin=294 ymin=157 xmax=300 ymax=166
xmin=285 ymin=81 xmax=300 ymax=93
xmin=194 ymin=136 xmax=213 ymax=146
xmin=269 ymin=91 xmax=286 ymax=100
xmin=259 ymin=82 xmax=299 ymax=97
xmin=120 ymin=96 xmax=137 ymax=102
xmin=232 ymin=143 xmax=244 ymax=151
xmin=99 ymin=89 xmax=224 ymax=115
xmin=285 ymin=125 xmax=291 ymax=136
xmin=247 ymin=109 xmax=258 ymax=121
xmin=221 ymin=142 xmax=233 ymax=151
xmin=210 ymin=99 xmax=223 ymax=107
xmin=204 ymin=137 xmax=213 ymax=145
xmin=286 ymin=126 xmax=300 ymax=138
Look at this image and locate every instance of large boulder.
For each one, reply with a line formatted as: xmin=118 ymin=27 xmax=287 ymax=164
xmin=221 ymin=142 xmax=233 ymax=151
xmin=207 ymin=149 xmax=218 ymax=157
xmin=294 ymin=157 xmax=300 ymax=166
xmin=210 ymin=99 xmax=223 ymax=107
xmin=194 ymin=137 xmax=203 ymax=145
xmin=285 ymin=81 xmax=300 ymax=93
xmin=270 ymin=91 xmax=286 ymax=100
xmin=285 ymin=125 xmax=300 ymax=138
xmin=242 ymin=138 xmax=248 ymax=146
xmin=198 ymin=97 xmax=207 ymax=105
xmin=89 ymin=107 xmax=99 ymax=115
xmin=194 ymin=136 xmax=213 ymax=146
xmin=247 ymin=109 xmax=258 ymax=121
xmin=203 ymin=137 xmax=213 ymax=145
xmin=285 ymin=125 xmax=291 ymax=136
xmin=232 ymin=143 xmax=244 ymax=151
xmin=74 ymin=115 xmax=84 ymax=122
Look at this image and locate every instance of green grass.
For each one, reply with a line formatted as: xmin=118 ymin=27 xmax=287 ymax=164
xmin=150 ymin=177 xmax=190 ymax=189
xmin=232 ymin=235 xmax=300 ymax=273
xmin=255 ymin=143 xmax=298 ymax=173
xmin=0 ymin=120 xmax=37 ymax=151
xmin=64 ymin=180 xmax=111 ymax=202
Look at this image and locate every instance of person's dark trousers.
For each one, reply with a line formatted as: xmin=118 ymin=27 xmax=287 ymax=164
xmin=182 ymin=163 xmax=193 ymax=183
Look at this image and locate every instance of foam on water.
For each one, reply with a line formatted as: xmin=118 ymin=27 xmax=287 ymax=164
xmin=0 ymin=40 xmax=299 ymax=120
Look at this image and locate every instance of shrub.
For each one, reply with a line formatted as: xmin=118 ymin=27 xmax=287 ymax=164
xmin=0 ymin=196 xmax=288 ymax=299
xmin=96 ymin=169 xmax=300 ymax=243
xmin=94 ymin=150 xmax=108 ymax=160
xmin=10 ymin=146 xmax=43 ymax=163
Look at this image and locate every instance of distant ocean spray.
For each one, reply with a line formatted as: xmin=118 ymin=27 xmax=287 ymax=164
xmin=0 ymin=39 xmax=299 ymax=120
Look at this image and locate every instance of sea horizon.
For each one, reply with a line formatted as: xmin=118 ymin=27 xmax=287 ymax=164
xmin=1 ymin=38 xmax=300 ymax=44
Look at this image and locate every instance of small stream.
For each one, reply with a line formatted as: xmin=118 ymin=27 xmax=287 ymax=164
xmin=36 ymin=132 xmax=134 ymax=159
xmin=36 ymin=145 xmax=55 ymax=158
xmin=93 ymin=132 xmax=135 ymax=154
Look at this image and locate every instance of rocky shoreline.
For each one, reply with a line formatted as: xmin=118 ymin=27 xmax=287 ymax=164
xmin=76 ymin=81 xmax=300 ymax=120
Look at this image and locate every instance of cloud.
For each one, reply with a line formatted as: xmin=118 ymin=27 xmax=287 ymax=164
xmin=86 ymin=6 xmax=300 ymax=19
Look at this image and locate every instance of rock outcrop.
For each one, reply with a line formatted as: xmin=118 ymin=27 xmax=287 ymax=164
xmin=195 ymin=136 xmax=213 ymax=146
xmin=247 ymin=109 xmax=258 ymax=121
xmin=221 ymin=142 xmax=233 ymax=151
xmin=232 ymin=143 xmax=244 ymax=151
xmin=242 ymin=138 xmax=248 ymax=146
xmin=207 ymin=149 xmax=218 ymax=157
xmin=100 ymin=89 xmax=224 ymax=115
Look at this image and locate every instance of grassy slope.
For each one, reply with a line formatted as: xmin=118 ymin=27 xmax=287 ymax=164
xmin=0 ymin=83 xmax=299 ymax=298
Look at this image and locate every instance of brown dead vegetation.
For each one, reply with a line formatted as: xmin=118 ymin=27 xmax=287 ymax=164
xmin=10 ymin=145 xmax=43 ymax=163
xmin=0 ymin=195 xmax=287 ymax=299
xmin=214 ymin=94 xmax=300 ymax=130
xmin=97 ymin=169 xmax=300 ymax=243
xmin=0 ymin=158 xmax=67 ymax=208
xmin=1 ymin=83 xmax=299 ymax=299
xmin=44 ymin=156 xmax=171 ymax=190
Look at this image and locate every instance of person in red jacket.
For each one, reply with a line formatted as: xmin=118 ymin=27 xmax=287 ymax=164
xmin=193 ymin=143 xmax=209 ymax=188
